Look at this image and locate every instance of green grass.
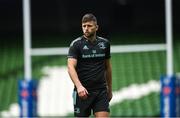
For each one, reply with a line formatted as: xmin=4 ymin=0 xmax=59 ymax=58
xmin=111 ymin=51 xmax=166 ymax=91
xmin=110 ymin=92 xmax=160 ymax=116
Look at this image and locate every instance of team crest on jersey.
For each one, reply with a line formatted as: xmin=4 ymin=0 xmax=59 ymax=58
xmin=98 ymin=42 xmax=106 ymax=49
xmin=83 ymin=45 xmax=89 ymax=50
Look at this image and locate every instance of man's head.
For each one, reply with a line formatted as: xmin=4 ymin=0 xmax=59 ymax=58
xmin=82 ymin=13 xmax=97 ymax=24
xmin=81 ymin=13 xmax=98 ymax=39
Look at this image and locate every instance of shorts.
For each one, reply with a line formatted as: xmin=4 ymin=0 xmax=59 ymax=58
xmin=72 ymin=88 xmax=110 ymax=117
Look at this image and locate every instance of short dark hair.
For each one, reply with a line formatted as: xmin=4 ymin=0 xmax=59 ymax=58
xmin=82 ymin=13 xmax=97 ymax=23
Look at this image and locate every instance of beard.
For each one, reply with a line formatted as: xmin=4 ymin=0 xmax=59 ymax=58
xmin=84 ymin=31 xmax=95 ymax=39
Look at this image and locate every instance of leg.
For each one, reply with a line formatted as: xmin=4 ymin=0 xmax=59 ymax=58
xmin=93 ymin=89 xmax=110 ymax=117
xmin=94 ymin=111 xmax=109 ymax=118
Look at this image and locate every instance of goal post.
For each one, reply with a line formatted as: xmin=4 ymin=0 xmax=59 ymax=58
xmin=23 ymin=0 xmax=32 ymax=80
xmin=160 ymin=0 xmax=180 ymax=117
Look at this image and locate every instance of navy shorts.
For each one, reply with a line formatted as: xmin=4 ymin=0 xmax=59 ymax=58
xmin=72 ymin=88 xmax=110 ymax=117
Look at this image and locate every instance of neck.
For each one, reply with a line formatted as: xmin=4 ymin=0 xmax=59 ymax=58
xmin=84 ymin=34 xmax=96 ymax=42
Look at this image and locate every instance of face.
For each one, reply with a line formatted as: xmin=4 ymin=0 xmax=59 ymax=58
xmin=82 ymin=21 xmax=98 ymax=38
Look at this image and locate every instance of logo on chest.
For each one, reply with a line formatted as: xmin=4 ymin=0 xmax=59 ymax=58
xmin=98 ymin=42 xmax=106 ymax=49
xmin=83 ymin=45 xmax=89 ymax=50
xmin=81 ymin=43 xmax=105 ymax=58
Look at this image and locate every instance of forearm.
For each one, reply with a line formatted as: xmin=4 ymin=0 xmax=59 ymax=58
xmin=68 ymin=65 xmax=88 ymax=99
xmin=105 ymin=59 xmax=112 ymax=92
xmin=68 ymin=66 xmax=82 ymax=88
xmin=106 ymin=66 xmax=112 ymax=91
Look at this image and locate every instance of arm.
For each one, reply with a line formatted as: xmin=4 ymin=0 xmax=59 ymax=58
xmin=105 ymin=59 xmax=112 ymax=101
xmin=67 ymin=58 xmax=88 ymax=99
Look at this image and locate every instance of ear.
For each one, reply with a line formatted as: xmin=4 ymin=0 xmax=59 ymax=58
xmin=96 ymin=25 xmax=99 ymax=31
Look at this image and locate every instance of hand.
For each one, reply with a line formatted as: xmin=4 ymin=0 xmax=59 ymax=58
xmin=77 ymin=85 xmax=89 ymax=100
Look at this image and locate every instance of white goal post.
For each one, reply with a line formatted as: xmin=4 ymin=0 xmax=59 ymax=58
xmin=22 ymin=0 xmax=173 ymax=80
